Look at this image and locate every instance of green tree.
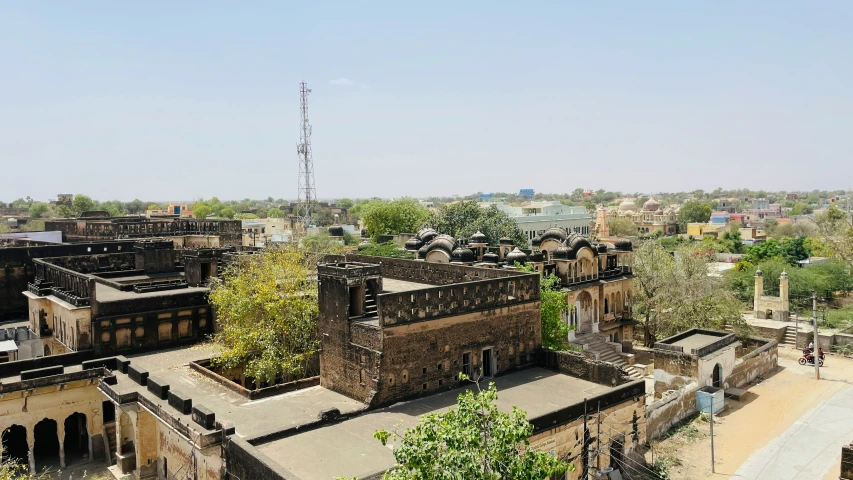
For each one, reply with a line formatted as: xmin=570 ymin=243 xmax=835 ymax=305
xmin=56 ymin=204 xmax=74 ymax=218
xmin=780 ymin=236 xmax=809 ymax=264
xmin=539 ymin=274 xmax=570 ymax=350
xmin=219 ymin=207 xmax=236 ymax=219
xmin=744 ymin=238 xmax=783 ymax=264
xmin=633 ymin=242 xmax=747 ymax=346
xmin=360 ymin=198 xmax=430 ymax=239
xmin=147 ymin=204 xmax=160 ymax=211
xmin=27 ymin=203 xmax=50 ymax=219
xmin=235 ymin=213 xmax=258 ymax=220
xmin=267 ymin=208 xmax=285 ymax=218
xmin=814 ymin=206 xmax=853 ymax=267
xmin=373 ymin=379 xmax=571 ymax=480
xmin=676 ymin=201 xmax=712 ymax=233
xmin=719 ymin=230 xmax=744 ymax=254
xmin=193 ymin=203 xmax=212 ymax=219
xmin=209 ymin=242 xmax=342 ymax=384
xmin=607 ymin=217 xmax=638 ymax=237
xmin=357 ymin=241 xmax=412 ymax=258
xmin=71 ymin=194 xmax=96 ymax=214
xmin=425 ymin=202 xmax=527 ymax=247
xmin=336 ymin=198 xmax=354 ymax=209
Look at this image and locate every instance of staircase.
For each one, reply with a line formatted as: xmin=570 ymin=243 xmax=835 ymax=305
xmin=576 ymin=333 xmax=644 ymax=379
xmin=363 ymin=287 xmax=378 ymax=317
xmin=782 ymin=325 xmax=798 ymax=347
xmin=103 ymin=423 xmax=117 ymax=465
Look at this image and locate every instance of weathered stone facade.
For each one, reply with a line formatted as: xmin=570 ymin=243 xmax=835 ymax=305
xmin=44 ymin=217 xmax=243 ymax=246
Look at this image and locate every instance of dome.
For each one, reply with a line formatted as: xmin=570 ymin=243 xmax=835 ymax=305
xmin=470 ymin=231 xmax=487 ymax=244
xmin=539 ymin=227 xmax=568 ymax=244
xmin=481 ymin=252 xmax=500 ymax=263
xmin=405 ymin=237 xmax=424 ymax=251
xmin=328 ymin=225 xmax=344 ymax=237
xmin=614 ymin=239 xmax=633 ymax=251
xmin=425 ymin=235 xmax=455 ymax=256
xmin=566 ymin=232 xmax=595 ymax=256
xmin=417 ymin=244 xmax=431 ymax=259
xmin=529 ymin=250 xmax=544 ymax=262
xmin=643 ymin=197 xmax=661 ymax=212
xmin=451 ymin=246 xmax=475 ymax=263
xmin=596 ymin=244 xmax=608 ymax=254
xmin=618 ymin=199 xmax=636 ymax=212
xmin=531 ymin=236 xmax=542 ymax=248
xmin=499 ymin=237 xmax=514 ymax=245
xmin=553 ymin=245 xmax=573 ymax=260
xmin=416 ymin=228 xmax=438 ymax=243
xmin=655 ymin=209 xmax=664 ymax=215
xmin=505 ymin=247 xmax=529 ymax=264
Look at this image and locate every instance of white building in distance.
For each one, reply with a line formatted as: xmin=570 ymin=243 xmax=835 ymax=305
xmin=481 ymin=201 xmax=592 ymax=241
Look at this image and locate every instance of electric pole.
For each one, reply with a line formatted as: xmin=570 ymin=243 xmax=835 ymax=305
xmin=813 ymin=291 xmax=820 ymax=380
xmin=296 ymin=81 xmax=316 ymax=232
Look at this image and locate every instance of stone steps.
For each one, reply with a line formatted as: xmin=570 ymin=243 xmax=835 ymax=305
xmin=576 ymin=334 xmax=644 ymax=379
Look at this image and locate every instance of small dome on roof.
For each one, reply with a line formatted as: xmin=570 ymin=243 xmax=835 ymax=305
xmin=540 ymin=227 xmax=568 ymax=244
xmin=505 ymin=248 xmax=529 ymax=264
xmin=416 ymin=228 xmax=438 ymax=243
xmin=618 ymin=199 xmax=636 ymax=212
xmin=417 ymin=244 xmax=431 ymax=259
xmin=655 ymin=209 xmax=664 ymax=215
xmin=328 ymin=225 xmax=344 ymax=237
xmin=499 ymin=237 xmax=514 ymax=245
xmin=470 ymin=231 xmax=487 ymax=244
xmin=481 ymin=252 xmax=500 ymax=263
xmin=531 ymin=236 xmax=542 ymax=248
xmin=405 ymin=237 xmax=424 ymax=251
xmin=614 ymin=239 xmax=633 ymax=251
xmin=566 ymin=232 xmax=595 ymax=256
xmin=643 ymin=197 xmax=661 ymax=212
xmin=597 ymin=244 xmax=608 ymax=253
xmin=553 ymin=245 xmax=573 ymax=260
xmin=529 ymin=250 xmax=544 ymax=262
xmin=451 ymin=246 xmax=475 ymax=263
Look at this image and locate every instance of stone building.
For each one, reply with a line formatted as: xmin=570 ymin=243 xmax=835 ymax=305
xmin=404 ymin=227 xmax=641 ymax=377
xmin=601 ymin=197 xmax=678 ymax=236
xmin=44 ymin=213 xmax=243 ymax=246
xmin=0 ymin=247 xmax=648 ymax=479
xmin=652 ymin=329 xmax=740 ymax=397
xmin=23 ymin=240 xmax=230 ymax=357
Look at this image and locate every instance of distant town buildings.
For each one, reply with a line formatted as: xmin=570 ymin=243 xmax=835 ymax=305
xmin=481 ymin=200 xmax=592 ymax=240
xmin=603 ymin=197 xmax=678 ymax=236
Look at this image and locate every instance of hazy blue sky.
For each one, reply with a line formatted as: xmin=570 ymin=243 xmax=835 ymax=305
xmin=2 ymin=2 xmax=851 ymax=202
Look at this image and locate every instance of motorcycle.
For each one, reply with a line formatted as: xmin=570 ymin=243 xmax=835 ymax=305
xmin=798 ymin=349 xmax=825 ymax=366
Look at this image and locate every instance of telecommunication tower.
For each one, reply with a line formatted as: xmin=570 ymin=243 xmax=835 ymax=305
xmin=296 ymin=81 xmax=316 ymax=229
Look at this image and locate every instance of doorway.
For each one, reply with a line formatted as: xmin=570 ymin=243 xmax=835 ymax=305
xmin=609 ymin=436 xmax=624 ymax=470
xmin=712 ymin=363 xmax=723 ymax=388
xmin=2 ymin=424 xmax=28 ymax=466
xmin=482 ymin=348 xmax=493 ymax=377
xmin=63 ymin=413 xmax=89 ymax=465
xmin=33 ymin=418 xmax=59 ymax=471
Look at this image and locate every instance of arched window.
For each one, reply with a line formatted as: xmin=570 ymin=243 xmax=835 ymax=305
xmin=604 ymin=298 xmax=609 ymax=314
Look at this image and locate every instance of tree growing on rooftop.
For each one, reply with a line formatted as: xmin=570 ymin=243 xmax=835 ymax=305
xmin=193 ymin=203 xmax=212 ymax=219
xmin=219 ymin=207 xmax=236 ymax=219
xmin=208 ymin=241 xmax=343 ymax=383
xmin=267 ymin=207 xmax=284 ymax=218
xmin=370 ymin=377 xmax=571 ymax=480
xmin=359 ymin=198 xmax=430 ymax=239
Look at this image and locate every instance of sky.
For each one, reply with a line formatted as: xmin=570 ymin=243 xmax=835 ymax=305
xmin=1 ymin=2 xmax=852 ymax=203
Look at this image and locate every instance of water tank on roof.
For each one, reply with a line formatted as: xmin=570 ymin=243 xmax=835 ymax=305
xmin=7 ymin=218 xmax=18 ymax=228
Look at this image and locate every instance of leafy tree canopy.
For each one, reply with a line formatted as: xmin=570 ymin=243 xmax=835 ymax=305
xmin=71 ymin=194 xmax=96 ymax=214
xmin=676 ymin=201 xmax=712 ymax=232
xmin=372 ymin=379 xmax=571 ymax=480
xmin=424 ymin=202 xmax=527 ymax=248
xmin=607 ymin=217 xmax=638 ymax=237
xmin=267 ymin=208 xmax=285 ymax=218
xmin=27 ymin=203 xmax=50 ymax=219
xmin=193 ymin=203 xmax=212 ymax=219
xmin=357 ymin=241 xmax=413 ymax=258
xmin=358 ymin=198 xmax=430 ymax=239
xmin=219 ymin=207 xmax=236 ymax=219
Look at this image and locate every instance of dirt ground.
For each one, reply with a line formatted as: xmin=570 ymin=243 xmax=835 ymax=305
xmin=646 ymin=347 xmax=853 ymax=479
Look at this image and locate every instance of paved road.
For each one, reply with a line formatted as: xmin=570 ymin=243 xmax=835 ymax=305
xmin=732 ymin=363 xmax=853 ymax=479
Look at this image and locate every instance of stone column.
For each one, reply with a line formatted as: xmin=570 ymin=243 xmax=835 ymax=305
xmin=27 ymin=428 xmax=35 ymax=474
xmin=58 ymin=423 xmax=66 ymax=469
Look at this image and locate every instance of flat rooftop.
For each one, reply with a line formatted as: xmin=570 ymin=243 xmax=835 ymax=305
xmin=94 ymin=282 xmax=209 ymax=302
xmin=669 ymin=333 xmax=724 ymax=351
xmin=256 ymin=367 xmax=611 ymax=479
xmin=381 ymin=278 xmax=432 ymax=293
xmin=115 ymin=345 xmax=365 ymax=438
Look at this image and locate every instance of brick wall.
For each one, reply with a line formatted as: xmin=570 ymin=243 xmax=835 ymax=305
xmin=374 ymin=302 xmax=541 ymax=406
xmin=653 ymin=349 xmax=699 ymax=398
xmin=539 ymin=350 xmax=628 ymax=386
xmin=727 ymin=338 xmax=778 ymax=389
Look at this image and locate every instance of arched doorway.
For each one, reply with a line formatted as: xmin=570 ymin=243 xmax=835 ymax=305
xmin=43 ymin=344 xmax=51 ymax=357
xmin=712 ymin=364 xmax=723 ymax=388
xmin=576 ymin=291 xmax=593 ymax=333
xmin=2 ymin=424 xmax=28 ymax=466
xmin=33 ymin=418 xmax=59 ymax=471
xmin=63 ymin=413 xmax=89 ymax=465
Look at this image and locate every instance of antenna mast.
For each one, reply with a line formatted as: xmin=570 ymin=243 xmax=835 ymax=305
xmin=296 ymin=81 xmax=316 ymax=230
